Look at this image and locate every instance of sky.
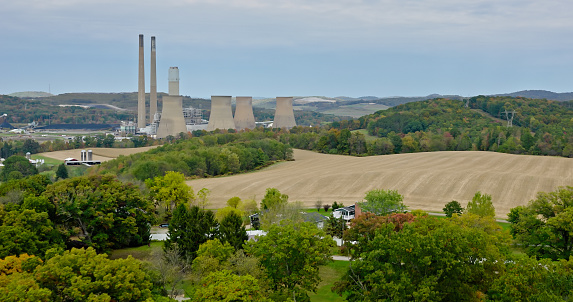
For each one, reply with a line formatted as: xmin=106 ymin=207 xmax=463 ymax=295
xmin=1 ymin=0 xmax=572 ymax=98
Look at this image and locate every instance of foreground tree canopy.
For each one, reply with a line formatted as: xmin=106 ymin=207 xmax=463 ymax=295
xmin=509 ymin=186 xmax=573 ymax=260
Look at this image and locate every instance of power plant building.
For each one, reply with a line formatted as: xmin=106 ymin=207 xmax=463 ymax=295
xmin=234 ymin=96 xmax=256 ymax=130
xmin=156 ymin=67 xmax=187 ymax=138
xmin=207 ymin=96 xmax=236 ymax=131
xmin=273 ymin=97 xmax=297 ymax=129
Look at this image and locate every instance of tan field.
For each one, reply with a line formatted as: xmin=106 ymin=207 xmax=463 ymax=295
xmin=187 ymin=149 xmax=573 ymax=217
xmin=38 ymin=146 xmax=159 ymax=162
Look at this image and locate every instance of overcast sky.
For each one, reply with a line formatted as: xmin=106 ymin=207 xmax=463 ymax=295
xmin=1 ymin=0 xmax=572 ymax=98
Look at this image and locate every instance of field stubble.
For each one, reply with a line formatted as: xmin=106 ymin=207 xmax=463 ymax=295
xmin=187 ymin=149 xmax=573 ymax=218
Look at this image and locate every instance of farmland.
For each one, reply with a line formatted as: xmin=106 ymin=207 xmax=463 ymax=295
xmin=187 ymin=149 xmax=573 ymax=217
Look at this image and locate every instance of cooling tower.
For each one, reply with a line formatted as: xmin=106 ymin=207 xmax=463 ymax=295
xmin=207 ymin=96 xmax=236 ymax=131
xmin=149 ymin=36 xmax=157 ymax=124
xmin=168 ymin=67 xmax=179 ymax=96
xmin=234 ymin=96 xmax=256 ymax=130
xmin=156 ymin=67 xmax=187 ymax=138
xmin=137 ymin=34 xmax=146 ymax=128
xmin=273 ymin=97 xmax=296 ymax=129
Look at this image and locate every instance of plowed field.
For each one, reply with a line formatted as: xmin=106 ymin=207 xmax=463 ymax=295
xmin=187 ymin=149 xmax=573 ymax=217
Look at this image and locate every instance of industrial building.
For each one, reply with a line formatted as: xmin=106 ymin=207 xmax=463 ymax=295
xmin=156 ymin=67 xmax=188 ymax=138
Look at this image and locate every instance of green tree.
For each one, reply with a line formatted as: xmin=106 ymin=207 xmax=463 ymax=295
xmin=359 ymin=189 xmax=407 ymax=215
xmin=443 ymin=200 xmax=463 ymax=217
xmin=191 ymin=238 xmax=235 ymax=279
xmin=0 ymin=155 xmax=38 ymax=181
xmin=509 ymin=186 xmax=573 ymax=260
xmin=218 ymin=211 xmax=248 ymax=251
xmin=164 ymin=204 xmax=218 ymax=261
xmin=145 ymin=171 xmax=194 ymax=217
xmin=55 ymin=163 xmax=68 ymax=180
xmin=245 ymin=221 xmax=335 ymax=300
xmin=334 ymin=216 xmax=510 ymax=301
xmin=42 ymin=175 xmax=154 ymax=252
xmin=226 ymin=196 xmax=241 ymax=208
xmin=466 ymin=191 xmax=496 ymax=217
xmin=34 ymin=247 xmax=155 ymax=302
xmin=487 ymin=255 xmax=573 ymax=301
xmin=197 ymin=187 xmax=211 ymax=209
xmin=192 ymin=270 xmax=273 ymax=302
xmin=261 ymin=188 xmax=288 ymax=210
xmin=324 ymin=215 xmax=347 ymax=238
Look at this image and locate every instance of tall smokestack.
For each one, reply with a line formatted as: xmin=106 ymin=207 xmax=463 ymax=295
xmin=156 ymin=67 xmax=187 ymax=138
xmin=207 ymin=96 xmax=236 ymax=131
xmin=149 ymin=36 xmax=157 ymax=124
xmin=273 ymin=97 xmax=297 ymax=129
xmin=234 ymin=96 xmax=256 ymax=130
xmin=137 ymin=34 xmax=146 ymax=128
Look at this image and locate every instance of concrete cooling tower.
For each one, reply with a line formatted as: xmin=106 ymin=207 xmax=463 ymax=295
xmin=273 ymin=97 xmax=296 ymax=129
xmin=234 ymin=96 xmax=256 ymax=130
xmin=207 ymin=96 xmax=236 ymax=131
xmin=149 ymin=36 xmax=157 ymax=124
xmin=156 ymin=67 xmax=187 ymax=138
xmin=137 ymin=34 xmax=146 ymax=128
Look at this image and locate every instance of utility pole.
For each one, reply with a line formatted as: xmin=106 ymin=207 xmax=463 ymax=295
xmin=501 ymin=109 xmax=516 ymax=127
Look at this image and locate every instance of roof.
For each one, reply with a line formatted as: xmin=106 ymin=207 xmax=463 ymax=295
xmin=334 ymin=204 xmax=355 ymax=213
xmin=303 ymin=212 xmax=328 ymax=223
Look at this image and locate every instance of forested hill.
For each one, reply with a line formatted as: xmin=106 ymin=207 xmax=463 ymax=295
xmin=94 ymin=131 xmax=293 ymax=181
xmin=295 ymin=96 xmax=573 ymax=157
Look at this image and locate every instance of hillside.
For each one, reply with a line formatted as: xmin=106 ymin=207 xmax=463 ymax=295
xmin=186 ymin=149 xmax=573 ymax=217
xmin=495 ymin=90 xmax=573 ymax=102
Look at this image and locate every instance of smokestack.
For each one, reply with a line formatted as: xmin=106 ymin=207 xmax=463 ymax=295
xmin=149 ymin=36 xmax=157 ymax=124
xmin=273 ymin=97 xmax=297 ymax=129
xmin=157 ymin=67 xmax=187 ymax=138
xmin=137 ymin=34 xmax=146 ymax=128
xmin=234 ymin=96 xmax=256 ymax=130
xmin=207 ymin=96 xmax=236 ymax=131
xmin=168 ymin=67 xmax=179 ymax=96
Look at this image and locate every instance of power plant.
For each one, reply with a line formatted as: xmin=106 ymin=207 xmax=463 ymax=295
xmin=134 ymin=34 xmax=297 ymax=135
xmin=149 ymin=36 xmax=157 ymax=124
xmin=207 ymin=96 xmax=236 ymax=131
xmin=137 ymin=34 xmax=146 ymax=128
xmin=273 ymin=97 xmax=297 ymax=129
xmin=234 ymin=96 xmax=256 ymax=130
xmin=156 ymin=67 xmax=187 ymax=138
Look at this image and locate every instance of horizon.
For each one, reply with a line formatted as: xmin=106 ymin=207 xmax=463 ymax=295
xmin=2 ymin=1 xmax=572 ymax=97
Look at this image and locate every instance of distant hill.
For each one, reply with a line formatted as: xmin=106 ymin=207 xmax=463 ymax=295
xmin=493 ymin=90 xmax=573 ymax=101
xmin=9 ymin=91 xmax=54 ymax=98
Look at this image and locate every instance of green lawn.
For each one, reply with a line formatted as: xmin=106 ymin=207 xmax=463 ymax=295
xmin=108 ymin=241 xmax=163 ymax=261
xmin=351 ymin=129 xmax=378 ymax=142
xmin=309 ymin=260 xmax=348 ymax=302
xmin=31 ymin=154 xmax=63 ymax=166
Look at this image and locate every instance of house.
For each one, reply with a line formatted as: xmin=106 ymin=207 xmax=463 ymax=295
xmin=333 ymin=204 xmax=356 ymax=221
xmin=303 ymin=212 xmax=328 ymax=229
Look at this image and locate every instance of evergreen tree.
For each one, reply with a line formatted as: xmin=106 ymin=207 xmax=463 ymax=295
xmin=218 ymin=211 xmax=248 ymax=251
xmin=55 ymin=164 xmax=68 ymax=180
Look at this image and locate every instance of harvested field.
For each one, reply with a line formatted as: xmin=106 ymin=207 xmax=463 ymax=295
xmin=187 ymin=149 xmax=573 ymax=217
xmin=38 ymin=146 xmax=159 ymax=162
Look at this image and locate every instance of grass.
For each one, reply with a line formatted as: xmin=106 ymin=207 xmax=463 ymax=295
xmin=309 ymin=260 xmax=348 ymax=302
xmin=31 ymin=154 xmax=63 ymax=166
xmin=351 ymin=129 xmax=378 ymax=142
xmin=108 ymin=241 xmax=163 ymax=261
